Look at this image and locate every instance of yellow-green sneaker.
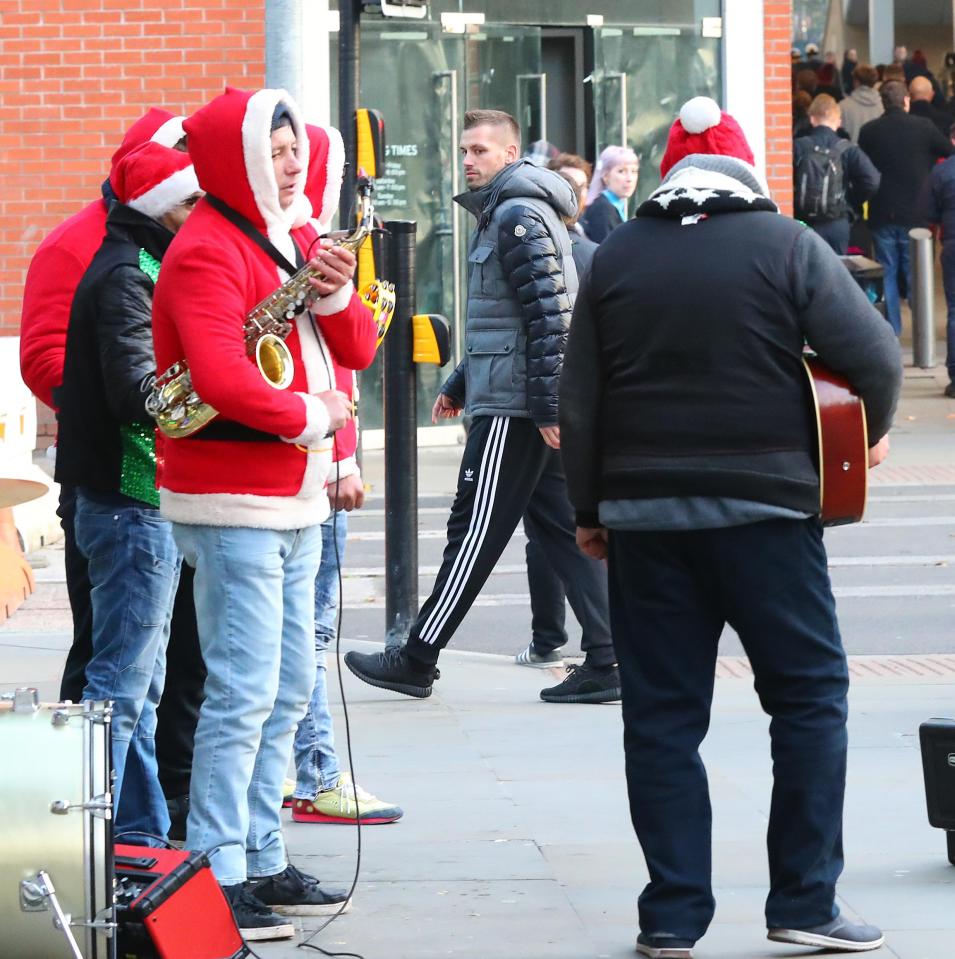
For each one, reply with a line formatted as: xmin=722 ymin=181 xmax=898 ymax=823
xmin=292 ymin=773 xmax=403 ymax=825
xmin=281 ymin=777 xmax=296 ymax=809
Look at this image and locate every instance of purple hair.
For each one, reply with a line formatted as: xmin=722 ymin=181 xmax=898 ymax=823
xmin=586 ymin=145 xmax=639 ymax=205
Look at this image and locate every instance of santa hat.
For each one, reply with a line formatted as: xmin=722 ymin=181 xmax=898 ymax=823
xmin=659 ymin=97 xmax=754 ymax=179
xmin=292 ymin=123 xmax=345 ymax=231
xmin=113 ymin=141 xmax=199 ymax=219
xmin=109 ymin=109 xmax=186 ymax=187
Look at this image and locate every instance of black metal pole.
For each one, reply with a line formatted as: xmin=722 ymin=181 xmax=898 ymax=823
xmin=383 ymin=220 xmax=418 ymax=648
xmin=338 ymin=0 xmax=360 ymax=227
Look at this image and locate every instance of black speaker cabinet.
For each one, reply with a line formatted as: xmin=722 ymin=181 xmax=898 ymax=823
xmin=918 ymin=718 xmax=955 ymax=865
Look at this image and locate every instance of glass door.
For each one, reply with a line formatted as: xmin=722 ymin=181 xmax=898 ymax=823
xmin=592 ymin=17 xmax=722 ymax=207
xmin=329 ymin=21 xmax=541 ymax=431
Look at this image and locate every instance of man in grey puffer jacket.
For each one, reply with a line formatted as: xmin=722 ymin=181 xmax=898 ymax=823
xmin=346 ymin=109 xmax=618 ymax=703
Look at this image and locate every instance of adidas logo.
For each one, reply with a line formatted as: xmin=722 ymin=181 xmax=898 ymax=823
xmin=464 ymin=468 xmax=475 ymax=482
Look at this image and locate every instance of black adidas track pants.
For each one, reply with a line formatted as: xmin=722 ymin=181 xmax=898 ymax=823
xmin=405 ymin=415 xmax=614 ymax=668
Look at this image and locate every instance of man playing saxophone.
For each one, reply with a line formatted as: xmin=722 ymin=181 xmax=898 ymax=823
xmin=151 ymin=87 xmax=378 ymax=942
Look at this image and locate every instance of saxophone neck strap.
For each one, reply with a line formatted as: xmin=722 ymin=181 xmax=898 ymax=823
xmin=204 ymin=194 xmax=304 ymax=273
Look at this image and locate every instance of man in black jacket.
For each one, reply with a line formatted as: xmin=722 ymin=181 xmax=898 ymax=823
xmin=909 ymin=76 xmax=952 ymax=136
xmin=55 ymin=142 xmax=201 ymax=843
xmin=794 ymin=93 xmax=880 ymax=253
xmin=346 ymin=110 xmax=618 ymax=704
xmin=859 ymin=80 xmax=952 ymax=333
xmin=560 ymin=97 xmax=901 ymax=959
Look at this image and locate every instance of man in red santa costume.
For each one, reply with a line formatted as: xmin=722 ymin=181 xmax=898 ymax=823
xmin=151 ymin=87 xmax=375 ymax=941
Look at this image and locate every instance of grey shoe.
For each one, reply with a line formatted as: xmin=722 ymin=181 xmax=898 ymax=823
xmin=515 ymin=642 xmax=564 ymax=668
xmin=768 ymin=916 xmax=884 ymax=952
xmin=636 ymin=933 xmax=695 ymax=958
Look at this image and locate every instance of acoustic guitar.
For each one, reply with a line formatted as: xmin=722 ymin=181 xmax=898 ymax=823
xmin=802 ymin=355 xmax=868 ymax=526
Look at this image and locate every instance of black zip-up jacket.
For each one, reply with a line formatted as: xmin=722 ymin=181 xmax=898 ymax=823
xmin=559 ymin=159 xmax=902 ymax=527
xmin=55 ymin=204 xmax=174 ymax=496
xmin=858 ymin=106 xmax=952 ymax=227
xmin=579 ymin=192 xmax=623 ymax=244
xmin=794 ymin=125 xmax=881 ymax=221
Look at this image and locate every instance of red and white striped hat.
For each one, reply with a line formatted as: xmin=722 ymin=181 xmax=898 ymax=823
xmin=113 ymin=141 xmax=200 ymax=219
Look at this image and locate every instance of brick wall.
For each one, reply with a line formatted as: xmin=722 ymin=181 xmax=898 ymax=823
xmin=764 ymin=0 xmax=793 ymax=215
xmin=1 ymin=0 xmax=266 ymax=442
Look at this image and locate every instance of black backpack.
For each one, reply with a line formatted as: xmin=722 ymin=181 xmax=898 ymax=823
xmin=794 ymin=138 xmax=850 ymax=222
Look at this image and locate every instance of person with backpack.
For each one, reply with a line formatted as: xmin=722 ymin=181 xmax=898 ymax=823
xmin=794 ymin=94 xmax=880 ymax=254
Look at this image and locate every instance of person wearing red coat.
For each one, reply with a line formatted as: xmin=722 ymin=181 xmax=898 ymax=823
xmin=151 ymin=87 xmax=375 ymax=941
xmin=286 ymin=124 xmax=403 ymax=826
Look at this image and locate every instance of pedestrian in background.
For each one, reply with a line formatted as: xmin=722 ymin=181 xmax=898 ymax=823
xmin=840 ymin=63 xmax=883 ymax=143
xmin=580 ymin=145 xmax=639 ymax=243
xmin=560 ymin=94 xmax=901 ymax=959
xmin=926 ymin=122 xmax=955 ymax=398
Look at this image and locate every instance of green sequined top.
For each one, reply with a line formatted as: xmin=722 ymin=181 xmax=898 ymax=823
xmin=118 ymin=248 xmax=162 ymax=508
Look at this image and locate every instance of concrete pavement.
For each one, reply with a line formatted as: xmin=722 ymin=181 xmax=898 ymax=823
xmin=2 ymin=355 xmax=955 ymax=958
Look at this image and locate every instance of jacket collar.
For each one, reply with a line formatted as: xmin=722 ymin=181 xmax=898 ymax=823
xmin=105 ymin=203 xmax=175 ymax=263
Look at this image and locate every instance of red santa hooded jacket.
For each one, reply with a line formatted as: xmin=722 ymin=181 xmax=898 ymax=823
xmin=19 ymin=109 xmax=185 ymax=409
xmin=292 ymin=121 xmax=371 ymax=480
xmin=152 ymin=87 xmax=374 ymax=530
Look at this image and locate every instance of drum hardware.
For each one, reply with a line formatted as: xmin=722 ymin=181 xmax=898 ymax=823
xmin=19 ymin=870 xmax=86 ymax=959
xmin=4 ymin=686 xmax=40 ymax=710
xmin=50 ymin=793 xmax=113 ymax=818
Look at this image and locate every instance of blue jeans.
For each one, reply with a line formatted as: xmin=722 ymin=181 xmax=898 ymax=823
xmin=293 ymin=510 xmax=346 ymax=799
xmin=609 ymin=519 xmax=848 ymax=940
xmin=172 ymin=522 xmax=322 ymax=884
xmin=871 ymin=224 xmax=912 ymax=335
xmin=942 ymin=243 xmax=955 ymax=382
xmin=75 ymin=490 xmax=181 ymax=843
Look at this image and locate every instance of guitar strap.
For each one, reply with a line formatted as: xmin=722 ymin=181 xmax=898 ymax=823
xmin=204 ymin=194 xmax=305 ymax=272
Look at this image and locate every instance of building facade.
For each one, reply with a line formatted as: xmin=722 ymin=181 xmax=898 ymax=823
xmin=1 ymin=0 xmax=793 ymax=440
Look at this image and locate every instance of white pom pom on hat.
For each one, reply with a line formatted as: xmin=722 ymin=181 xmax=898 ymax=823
xmin=679 ymin=97 xmax=723 ymax=135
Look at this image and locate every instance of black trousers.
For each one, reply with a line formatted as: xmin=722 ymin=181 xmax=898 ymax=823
xmin=57 ymin=486 xmax=205 ymax=800
xmin=811 ymin=218 xmax=850 ymax=256
xmin=406 ymin=415 xmax=613 ymax=668
xmin=609 ymin=519 xmax=848 ymax=940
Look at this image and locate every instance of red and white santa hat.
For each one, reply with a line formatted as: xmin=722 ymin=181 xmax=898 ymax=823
xmin=660 ymin=97 xmax=754 ymax=178
xmin=112 ymin=141 xmax=200 ymax=219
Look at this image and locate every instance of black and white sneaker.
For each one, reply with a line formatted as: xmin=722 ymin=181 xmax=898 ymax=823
xmin=222 ymin=882 xmax=295 ymax=941
xmin=768 ymin=916 xmax=884 ymax=952
xmin=540 ymin=662 xmax=621 ymax=703
xmin=636 ymin=932 xmax=695 ymax=958
xmin=249 ymin=863 xmax=351 ymax=916
xmin=344 ymin=647 xmax=439 ymax=698
xmin=515 ymin=642 xmax=564 ymax=668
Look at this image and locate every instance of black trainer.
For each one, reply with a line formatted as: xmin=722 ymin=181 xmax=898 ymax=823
xmin=636 ymin=933 xmax=695 ymax=959
xmin=222 ymin=882 xmax=295 ymax=941
xmin=249 ymin=863 xmax=350 ymax=916
xmin=344 ymin=647 xmax=439 ymax=698
xmin=165 ymin=794 xmax=189 ymax=845
xmin=540 ymin=662 xmax=622 ymax=703
xmin=768 ymin=916 xmax=884 ymax=952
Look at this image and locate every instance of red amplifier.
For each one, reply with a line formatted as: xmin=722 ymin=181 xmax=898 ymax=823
xmin=115 ymin=844 xmax=249 ymax=959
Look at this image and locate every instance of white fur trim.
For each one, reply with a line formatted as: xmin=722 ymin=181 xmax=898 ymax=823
xmin=241 ymin=88 xmax=310 ymax=268
xmin=292 ymin=311 xmax=333 ymax=394
xmin=679 ymin=97 xmax=722 ymax=134
xmin=128 ymin=165 xmax=200 ymax=219
xmin=318 ymin=125 xmax=345 ymax=233
xmin=281 ymin=392 xmax=332 ymax=448
xmin=159 ymin=471 xmax=331 ymax=531
xmin=310 ymin=283 xmax=352 ymax=316
xmin=290 ymin=194 xmax=314 ymax=230
xmin=331 ymin=455 xmax=358 ymax=480
xmin=151 ymin=116 xmax=185 ymax=148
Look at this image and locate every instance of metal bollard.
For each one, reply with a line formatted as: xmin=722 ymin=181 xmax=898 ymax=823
xmin=382 ymin=220 xmax=418 ymax=649
xmin=909 ymin=227 xmax=935 ymax=368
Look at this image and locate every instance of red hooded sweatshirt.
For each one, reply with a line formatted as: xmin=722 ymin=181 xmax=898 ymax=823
xmin=19 ymin=109 xmax=185 ymax=409
xmin=152 ymin=88 xmax=375 ymax=530
xmin=292 ymin=121 xmax=373 ymax=479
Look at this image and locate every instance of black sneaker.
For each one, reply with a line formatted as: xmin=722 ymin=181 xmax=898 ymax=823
xmin=249 ymin=863 xmax=350 ymax=916
xmin=344 ymin=647 xmax=438 ymax=698
xmin=165 ymin=794 xmax=189 ymax=845
xmin=768 ymin=916 xmax=884 ymax=952
xmin=636 ymin=933 xmax=695 ymax=958
xmin=222 ymin=882 xmax=295 ymax=941
xmin=946 ymin=381 xmax=955 ymax=398
xmin=540 ymin=662 xmax=621 ymax=703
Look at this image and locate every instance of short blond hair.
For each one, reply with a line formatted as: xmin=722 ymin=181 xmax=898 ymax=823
xmin=463 ymin=110 xmax=520 ymax=147
xmin=808 ymin=93 xmax=840 ymax=121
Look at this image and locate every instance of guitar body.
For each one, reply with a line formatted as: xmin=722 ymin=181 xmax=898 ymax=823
xmin=803 ymin=355 xmax=869 ymax=526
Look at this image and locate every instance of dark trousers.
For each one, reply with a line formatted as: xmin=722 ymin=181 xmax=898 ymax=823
xmin=525 ymin=537 xmax=566 ymax=650
xmin=811 ymin=218 xmax=850 ymax=256
xmin=57 ymin=486 xmax=205 ymax=801
xmin=942 ymin=243 xmax=955 ymax=382
xmin=407 ymin=415 xmax=613 ymax=668
xmin=608 ymin=519 xmax=847 ymax=940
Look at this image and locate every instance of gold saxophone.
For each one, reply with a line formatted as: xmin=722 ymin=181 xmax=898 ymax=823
xmin=147 ymin=177 xmax=396 ymax=439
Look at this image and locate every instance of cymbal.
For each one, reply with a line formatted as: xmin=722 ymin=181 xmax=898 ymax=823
xmin=0 ymin=476 xmax=48 ymax=509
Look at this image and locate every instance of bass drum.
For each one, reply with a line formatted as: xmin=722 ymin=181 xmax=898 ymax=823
xmin=1 ymin=691 xmax=115 ymax=958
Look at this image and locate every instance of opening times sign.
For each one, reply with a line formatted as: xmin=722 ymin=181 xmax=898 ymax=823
xmin=376 ymin=143 xmax=418 ymax=211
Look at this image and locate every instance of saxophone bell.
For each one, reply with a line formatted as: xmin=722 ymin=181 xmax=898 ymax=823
xmin=255 ymin=334 xmax=295 ymax=390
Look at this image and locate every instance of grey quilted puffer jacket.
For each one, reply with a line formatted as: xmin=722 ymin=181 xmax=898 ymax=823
xmin=440 ymin=159 xmax=578 ymax=426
